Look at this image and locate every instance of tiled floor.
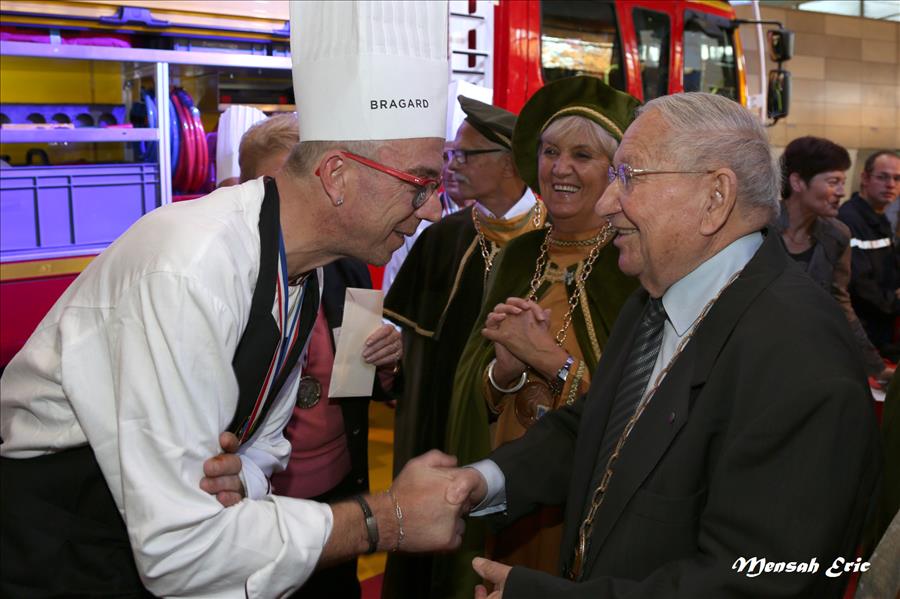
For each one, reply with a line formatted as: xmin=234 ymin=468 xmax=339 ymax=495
xmin=357 ymin=401 xmax=395 ymax=582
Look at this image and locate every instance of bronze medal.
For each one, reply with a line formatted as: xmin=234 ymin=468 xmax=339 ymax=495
xmin=514 ymin=379 xmax=555 ymax=428
xmin=296 ymin=375 xmax=322 ymax=409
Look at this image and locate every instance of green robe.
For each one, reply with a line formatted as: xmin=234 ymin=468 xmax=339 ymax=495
xmin=382 ymin=205 xmax=542 ymax=599
xmin=438 ymin=228 xmax=638 ymax=599
xmin=384 ymin=207 xmax=485 ymax=476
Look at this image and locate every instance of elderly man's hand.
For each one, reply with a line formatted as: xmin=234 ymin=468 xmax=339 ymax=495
xmin=473 ymin=557 xmax=511 ymax=599
xmin=200 ymin=432 xmax=245 ymax=507
xmin=363 ymin=324 xmax=402 ymax=368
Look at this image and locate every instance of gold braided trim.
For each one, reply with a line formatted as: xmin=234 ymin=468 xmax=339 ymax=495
xmin=577 ymin=264 xmax=602 ymax=359
xmin=541 ymin=107 xmax=623 ymax=139
xmin=383 ymin=308 xmax=435 ymax=338
xmin=383 ymin=234 xmax=482 ymax=338
xmin=436 ymin=236 xmax=481 ymax=336
xmin=565 ymin=361 xmax=587 ymax=406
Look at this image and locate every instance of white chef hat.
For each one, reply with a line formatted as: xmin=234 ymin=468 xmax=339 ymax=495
xmin=290 ymin=1 xmax=449 ymax=142
xmin=216 ymin=105 xmax=267 ymax=185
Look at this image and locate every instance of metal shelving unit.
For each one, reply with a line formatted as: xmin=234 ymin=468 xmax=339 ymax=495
xmin=0 ymin=40 xmax=291 ymax=262
xmin=0 ymin=40 xmax=292 ymax=69
xmin=0 ymin=128 xmax=161 ymax=143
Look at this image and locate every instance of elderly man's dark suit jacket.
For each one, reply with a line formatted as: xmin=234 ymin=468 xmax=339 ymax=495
xmin=490 ymin=230 xmax=881 ymax=598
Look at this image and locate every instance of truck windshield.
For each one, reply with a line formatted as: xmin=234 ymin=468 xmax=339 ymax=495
xmin=683 ymin=11 xmax=739 ymax=100
xmin=540 ymin=1 xmax=625 ymax=91
xmin=632 ymin=8 xmax=671 ymax=101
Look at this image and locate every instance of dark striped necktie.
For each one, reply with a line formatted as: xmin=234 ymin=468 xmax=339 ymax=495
xmin=592 ymin=297 xmax=667 ymax=484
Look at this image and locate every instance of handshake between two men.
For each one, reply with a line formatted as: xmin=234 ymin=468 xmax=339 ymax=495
xmin=201 ymin=435 xmax=506 ymax=594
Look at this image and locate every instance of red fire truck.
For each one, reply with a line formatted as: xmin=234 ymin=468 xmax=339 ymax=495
xmin=0 ymin=0 xmax=788 ymax=366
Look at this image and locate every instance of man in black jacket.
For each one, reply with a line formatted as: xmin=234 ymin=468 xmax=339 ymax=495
xmin=838 ymin=150 xmax=900 ymax=360
xmin=448 ymin=92 xmax=880 ymax=599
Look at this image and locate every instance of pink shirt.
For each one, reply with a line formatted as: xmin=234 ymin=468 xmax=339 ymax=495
xmin=271 ymin=305 xmax=351 ymax=499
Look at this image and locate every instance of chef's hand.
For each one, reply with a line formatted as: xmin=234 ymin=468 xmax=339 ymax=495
xmin=389 ymin=450 xmax=467 ymax=552
xmin=200 ymin=432 xmax=246 ymax=507
xmin=363 ymin=324 xmax=402 ymax=368
xmin=473 ymin=557 xmax=511 ymax=598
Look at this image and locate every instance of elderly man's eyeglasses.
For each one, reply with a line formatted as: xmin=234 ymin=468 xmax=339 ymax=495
xmin=443 ymin=148 xmax=505 ymax=165
xmin=318 ymin=151 xmax=440 ymax=209
xmin=608 ymin=164 xmax=716 ymax=190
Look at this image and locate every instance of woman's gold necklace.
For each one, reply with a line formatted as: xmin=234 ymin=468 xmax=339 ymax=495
xmin=526 ymin=222 xmax=614 ymax=346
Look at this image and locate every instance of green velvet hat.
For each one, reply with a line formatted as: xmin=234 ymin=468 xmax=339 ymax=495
xmin=458 ymin=95 xmax=517 ymax=149
xmin=512 ymin=76 xmax=641 ymax=191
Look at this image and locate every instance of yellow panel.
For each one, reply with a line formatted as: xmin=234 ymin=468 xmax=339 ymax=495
xmin=0 ymin=56 xmax=123 ymax=104
xmin=687 ymin=0 xmax=734 ymax=12
xmin=1 ymin=0 xmax=288 ymax=36
xmin=1 ymin=56 xmax=89 ymax=103
xmin=0 ymin=256 xmax=94 ymax=282
xmin=91 ymin=60 xmax=125 ymax=105
xmin=85 ymin=0 xmax=289 ymax=20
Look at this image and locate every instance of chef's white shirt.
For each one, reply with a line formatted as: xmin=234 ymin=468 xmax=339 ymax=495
xmin=1 ymin=178 xmax=330 ymax=598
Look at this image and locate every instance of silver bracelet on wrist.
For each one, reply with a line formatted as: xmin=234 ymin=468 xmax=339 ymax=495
xmin=487 ymin=358 xmax=527 ymax=393
xmin=387 ymin=487 xmax=404 ymax=552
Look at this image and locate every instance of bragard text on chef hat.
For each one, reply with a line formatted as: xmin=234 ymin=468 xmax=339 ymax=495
xmin=290 ymin=0 xmax=450 ymax=142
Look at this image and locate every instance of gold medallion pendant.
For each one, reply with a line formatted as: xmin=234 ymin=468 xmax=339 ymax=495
xmin=296 ymin=376 xmax=322 ymax=409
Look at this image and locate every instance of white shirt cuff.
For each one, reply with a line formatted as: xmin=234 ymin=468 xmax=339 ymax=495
xmin=239 ymin=453 xmax=271 ymax=500
xmin=466 ymin=460 xmax=507 ymax=516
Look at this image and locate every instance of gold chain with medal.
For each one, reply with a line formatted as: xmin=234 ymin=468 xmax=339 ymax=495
xmin=512 ymin=222 xmax=613 ymax=427
xmin=289 ymin=272 xmax=322 ymax=409
xmin=471 ymin=208 xmax=500 ymax=281
xmin=567 ymin=269 xmax=744 ymax=581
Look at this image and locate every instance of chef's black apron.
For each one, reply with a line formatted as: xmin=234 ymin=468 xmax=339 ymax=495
xmin=0 ymin=178 xmax=318 ymax=597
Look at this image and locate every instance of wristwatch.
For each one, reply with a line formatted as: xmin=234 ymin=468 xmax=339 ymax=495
xmin=550 ymin=355 xmax=575 ymax=396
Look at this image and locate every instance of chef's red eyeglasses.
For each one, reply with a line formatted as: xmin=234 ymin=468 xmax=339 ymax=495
xmin=316 ymin=151 xmax=439 ymax=209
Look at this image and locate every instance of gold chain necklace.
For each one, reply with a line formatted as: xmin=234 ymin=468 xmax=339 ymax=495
xmin=472 ymin=208 xmax=500 ymax=281
xmin=550 ymin=232 xmax=606 ymax=248
xmin=568 ymin=268 xmax=744 ymax=581
xmin=511 ymin=221 xmax=612 ymax=428
xmin=526 ymin=222 xmax=614 ymax=346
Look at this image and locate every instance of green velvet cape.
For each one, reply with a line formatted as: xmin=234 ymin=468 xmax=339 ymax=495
xmin=437 ymin=228 xmax=638 ymax=599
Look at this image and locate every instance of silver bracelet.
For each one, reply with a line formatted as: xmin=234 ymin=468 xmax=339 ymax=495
xmin=487 ymin=358 xmax=527 ymax=393
xmin=387 ymin=488 xmax=404 ymax=552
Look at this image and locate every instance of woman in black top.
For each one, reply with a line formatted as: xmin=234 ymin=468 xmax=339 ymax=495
xmin=778 ymin=135 xmax=891 ymax=381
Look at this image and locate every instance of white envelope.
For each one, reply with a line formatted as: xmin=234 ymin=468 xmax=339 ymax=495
xmin=329 ymin=288 xmax=384 ymax=398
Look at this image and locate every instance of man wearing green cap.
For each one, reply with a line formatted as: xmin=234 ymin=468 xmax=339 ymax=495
xmin=381 ymin=96 xmax=547 ymax=599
